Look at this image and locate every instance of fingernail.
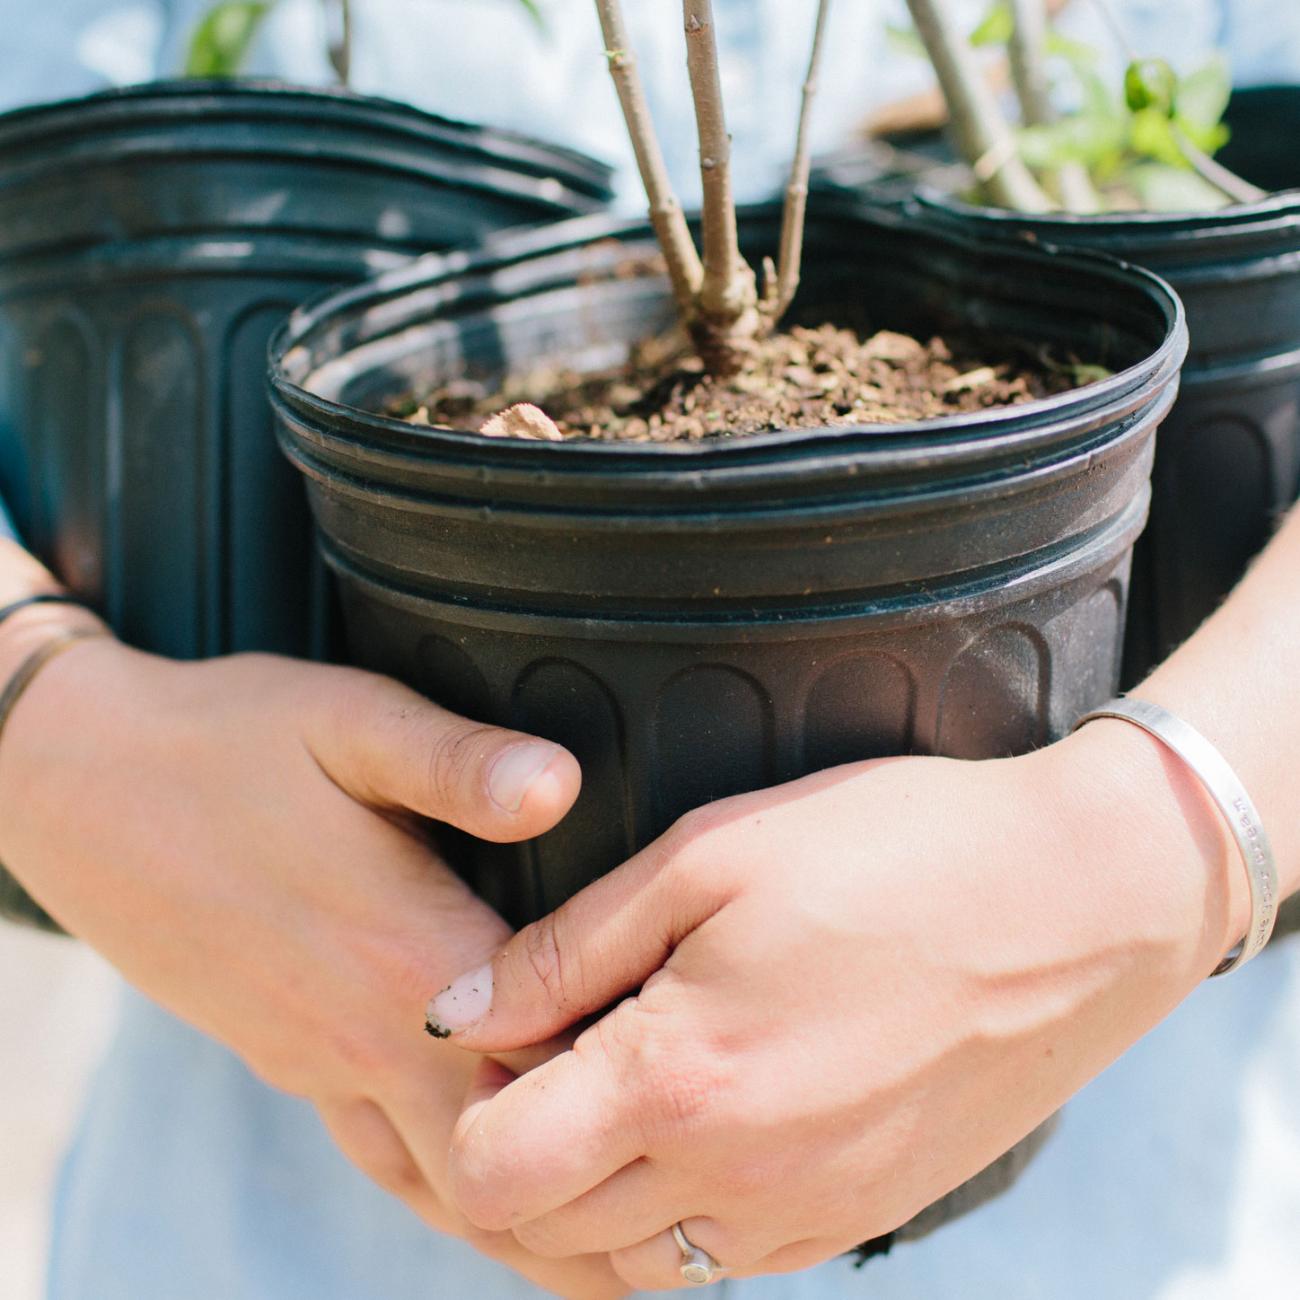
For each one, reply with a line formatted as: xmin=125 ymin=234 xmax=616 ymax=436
xmin=487 ymin=742 xmax=558 ymax=814
xmin=426 ymin=962 xmax=493 ymax=1038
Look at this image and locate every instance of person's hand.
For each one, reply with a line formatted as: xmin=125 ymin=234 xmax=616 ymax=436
xmin=428 ymin=725 xmax=1248 ymax=1288
xmin=0 ymin=629 xmax=624 ymax=1300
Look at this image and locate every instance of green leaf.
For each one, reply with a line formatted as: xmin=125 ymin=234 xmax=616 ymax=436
xmin=516 ymin=0 xmax=546 ymax=33
xmin=1124 ymin=58 xmax=1177 ymax=115
xmin=1044 ymin=30 xmax=1099 ymax=71
xmin=1017 ymin=124 xmax=1077 ymax=170
xmin=184 ymin=1 xmax=276 ymax=78
xmin=1017 ymin=111 xmax=1125 ymax=170
xmin=970 ymin=3 xmax=1012 ymax=47
xmin=1176 ymin=114 xmax=1230 ymax=155
xmin=1130 ymin=106 xmax=1189 ymax=167
xmin=884 ymin=23 xmax=927 ymax=58
xmin=1175 ymin=54 xmax=1232 ymax=138
xmin=1124 ymin=162 xmax=1233 ymax=211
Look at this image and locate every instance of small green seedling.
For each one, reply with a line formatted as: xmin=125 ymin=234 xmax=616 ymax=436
xmin=900 ymin=0 xmax=1265 ymax=213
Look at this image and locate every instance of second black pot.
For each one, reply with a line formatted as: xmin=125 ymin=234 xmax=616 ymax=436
xmin=911 ymin=86 xmax=1300 ymax=681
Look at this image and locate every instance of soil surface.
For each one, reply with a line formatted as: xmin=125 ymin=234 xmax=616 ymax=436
xmin=398 ymin=323 xmax=1103 ymax=443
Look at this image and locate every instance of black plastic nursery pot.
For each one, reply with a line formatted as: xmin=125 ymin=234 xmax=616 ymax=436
xmin=910 ymin=87 xmax=1300 ymax=683
xmin=0 ymin=81 xmax=612 ymax=662
xmin=271 ymin=203 xmax=1186 ymax=928
xmin=271 ymin=204 xmax=1184 ymax=1250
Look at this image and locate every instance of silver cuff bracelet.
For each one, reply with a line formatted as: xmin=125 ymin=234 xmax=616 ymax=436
xmin=1073 ymin=697 xmax=1279 ymax=976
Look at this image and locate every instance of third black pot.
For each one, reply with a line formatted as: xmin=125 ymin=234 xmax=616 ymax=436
xmin=0 ymin=80 xmax=612 ymax=661
xmin=911 ymin=86 xmax=1300 ymax=682
xmin=271 ymin=201 xmax=1185 ymax=927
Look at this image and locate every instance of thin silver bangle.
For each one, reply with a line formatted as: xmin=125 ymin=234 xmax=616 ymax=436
xmin=1072 ymin=697 xmax=1278 ymax=977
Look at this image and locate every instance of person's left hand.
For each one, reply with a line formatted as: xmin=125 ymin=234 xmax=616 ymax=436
xmin=425 ymin=723 xmax=1246 ymax=1288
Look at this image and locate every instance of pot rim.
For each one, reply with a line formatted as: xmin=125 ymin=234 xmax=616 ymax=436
xmin=915 ymin=182 xmax=1300 ymax=238
xmin=269 ymin=204 xmax=1188 ymax=470
xmin=0 ymin=78 xmax=613 ymax=199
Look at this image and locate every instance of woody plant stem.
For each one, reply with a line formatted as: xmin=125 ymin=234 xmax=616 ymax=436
xmin=595 ymin=0 xmax=833 ymax=375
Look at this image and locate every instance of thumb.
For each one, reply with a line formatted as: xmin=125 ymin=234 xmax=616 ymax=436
xmin=309 ymin=669 xmax=581 ymax=843
xmin=424 ymin=831 xmax=728 ymax=1051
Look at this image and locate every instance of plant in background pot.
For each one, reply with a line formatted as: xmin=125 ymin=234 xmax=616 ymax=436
xmin=886 ymin=0 xmax=1300 ymax=681
xmin=185 ymin=0 xmax=358 ymax=83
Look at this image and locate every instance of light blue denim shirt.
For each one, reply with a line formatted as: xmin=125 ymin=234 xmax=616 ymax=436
xmin=4 ymin=5 xmax=1300 ymax=1300
xmin=6 ymin=1 xmax=1300 ymax=207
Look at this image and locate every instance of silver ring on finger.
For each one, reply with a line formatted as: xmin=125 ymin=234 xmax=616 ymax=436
xmin=671 ymin=1222 xmax=726 ymax=1286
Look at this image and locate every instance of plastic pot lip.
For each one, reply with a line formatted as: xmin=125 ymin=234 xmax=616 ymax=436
xmin=0 ymin=232 xmax=419 ymax=293
xmin=0 ymin=78 xmax=614 ymax=201
xmin=269 ymin=204 xmax=1188 ymax=473
xmin=282 ymin=372 xmax=1173 ymax=526
xmin=914 ymin=183 xmax=1300 ymax=249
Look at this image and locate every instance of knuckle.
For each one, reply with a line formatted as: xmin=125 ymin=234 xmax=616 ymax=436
xmin=662 ymin=801 xmax=724 ymax=860
xmin=599 ymin=1006 xmax=731 ymax=1141
xmin=651 ymin=804 xmax=741 ymax=913
xmin=448 ymin=1128 xmax=516 ymax=1232
xmin=520 ymin=910 xmax=582 ymax=1012
xmin=723 ymin=1155 xmax=775 ymax=1203
xmin=426 ymin=722 xmax=498 ymax=814
xmin=509 ymin=1216 xmax=579 ymax=1260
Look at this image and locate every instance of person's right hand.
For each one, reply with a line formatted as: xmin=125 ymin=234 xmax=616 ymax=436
xmin=0 ymin=629 xmax=624 ymax=1300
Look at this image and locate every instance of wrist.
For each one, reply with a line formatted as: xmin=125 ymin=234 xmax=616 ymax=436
xmin=1034 ymin=717 xmax=1247 ymax=986
xmin=0 ymin=597 xmax=111 ymax=686
xmin=0 ymin=630 xmax=134 ymax=880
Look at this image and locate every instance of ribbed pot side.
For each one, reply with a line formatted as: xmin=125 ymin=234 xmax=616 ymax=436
xmin=272 ymin=204 xmax=1186 ymax=927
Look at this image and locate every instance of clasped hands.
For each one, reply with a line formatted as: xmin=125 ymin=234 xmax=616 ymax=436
xmin=0 ymin=622 xmax=1241 ymax=1296
xmin=428 ymin=723 xmax=1239 ymax=1292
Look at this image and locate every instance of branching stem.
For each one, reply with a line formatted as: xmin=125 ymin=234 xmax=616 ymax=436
xmin=595 ymin=0 xmax=703 ymax=313
xmin=773 ymin=0 xmax=833 ymax=318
